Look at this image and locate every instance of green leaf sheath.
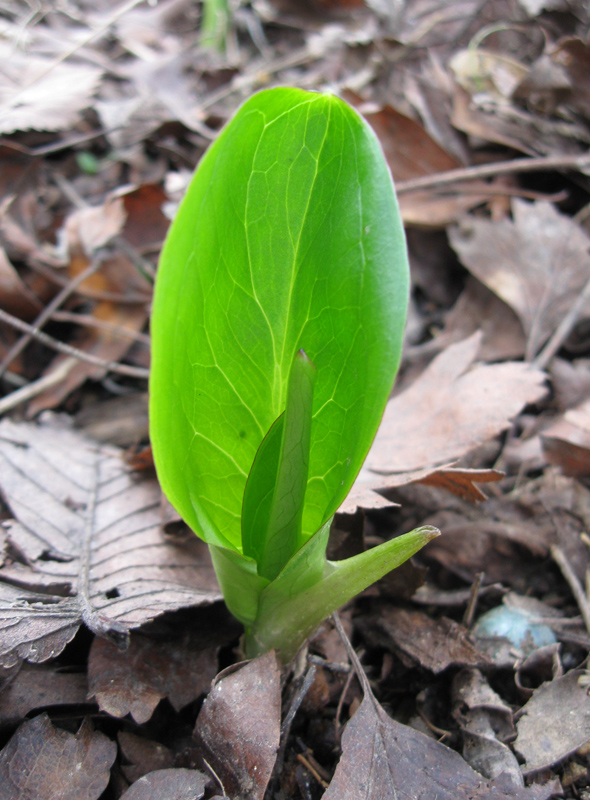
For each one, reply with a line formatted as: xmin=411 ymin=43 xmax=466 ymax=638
xmin=149 ymin=88 xmax=409 ymax=553
xmin=246 ymin=526 xmax=440 ymax=661
xmin=242 ymin=351 xmax=317 ymax=581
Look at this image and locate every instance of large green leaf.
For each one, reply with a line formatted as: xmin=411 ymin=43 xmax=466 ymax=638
xmin=150 ymin=87 xmax=409 ymax=552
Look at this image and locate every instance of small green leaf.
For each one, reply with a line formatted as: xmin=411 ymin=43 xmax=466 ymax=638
xmin=242 ymin=350 xmax=317 ymax=581
xmin=245 ymin=525 xmax=440 ymax=661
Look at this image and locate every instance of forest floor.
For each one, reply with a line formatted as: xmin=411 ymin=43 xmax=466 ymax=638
xmin=1 ymin=0 xmax=590 ymax=798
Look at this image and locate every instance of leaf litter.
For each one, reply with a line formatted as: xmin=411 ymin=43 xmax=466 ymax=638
xmin=1 ymin=0 xmax=590 ymax=797
xmin=0 ymin=415 xmax=221 ymax=667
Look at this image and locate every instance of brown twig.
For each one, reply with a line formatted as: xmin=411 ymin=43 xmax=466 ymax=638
xmin=462 ymin=571 xmax=485 ymax=629
xmin=296 ymin=754 xmax=329 ymax=789
xmin=551 ymin=545 xmax=590 ymax=636
xmin=533 ymin=275 xmax=590 ymax=370
xmin=51 ymin=310 xmax=151 ymax=345
xmin=395 ymin=153 xmax=590 ymax=195
xmin=0 ymin=308 xmax=149 ymax=380
xmin=0 ymin=260 xmax=102 ymax=381
xmin=26 ymin=260 xmax=151 ymax=303
xmin=0 ymin=358 xmax=77 ymax=416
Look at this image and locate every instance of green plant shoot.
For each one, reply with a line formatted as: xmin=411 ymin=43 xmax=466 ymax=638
xmin=150 ymin=87 xmax=438 ymax=662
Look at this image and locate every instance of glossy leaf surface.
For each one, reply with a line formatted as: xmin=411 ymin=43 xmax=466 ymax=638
xmin=150 ymin=87 xmax=409 ymax=553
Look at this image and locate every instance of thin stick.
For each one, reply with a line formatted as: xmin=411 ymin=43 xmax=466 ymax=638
xmin=463 ymin=572 xmax=484 ymax=629
xmin=0 ymin=357 xmax=77 ymax=416
xmin=551 ymin=545 xmax=590 ymax=636
xmin=395 ymin=153 xmax=590 ymax=195
xmin=533 ymin=276 xmax=590 ymax=370
xmin=0 ymin=260 xmax=102 ymax=380
xmin=334 ymin=669 xmax=354 ymax=742
xmin=0 ymin=308 xmax=149 ymax=380
xmin=50 ymin=310 xmax=150 ymax=345
xmin=296 ymin=754 xmax=329 ymax=790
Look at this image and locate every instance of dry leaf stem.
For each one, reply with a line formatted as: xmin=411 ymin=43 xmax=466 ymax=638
xmin=0 ymin=308 xmax=149 ymax=380
xmin=395 ymin=153 xmax=590 ymax=194
xmin=551 ymin=545 xmax=590 ymax=636
xmin=0 ymin=260 xmax=102 ymax=381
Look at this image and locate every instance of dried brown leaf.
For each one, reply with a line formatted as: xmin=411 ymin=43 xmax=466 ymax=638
xmin=64 ymin=198 xmax=128 ymax=257
xmin=541 ymin=401 xmax=590 ymax=476
xmin=118 ymin=732 xmax=174 ymax=784
xmin=0 ymin=714 xmax=116 ymax=800
xmin=0 ymin=52 xmax=103 ymax=135
xmin=0 ymin=416 xmax=221 ymax=668
xmin=0 ymin=663 xmax=88 ymax=726
xmin=449 ymin=201 xmax=590 ymax=359
xmin=453 ymin=669 xmax=522 ymax=787
xmin=119 ymin=768 xmax=207 ymax=800
xmin=0 ymin=248 xmax=42 ymax=320
xmin=343 ymin=465 xmax=504 ymax=514
xmin=552 ymin=38 xmax=590 ymax=120
xmin=436 ymin=277 xmax=527 ymax=363
xmin=515 ymin=670 xmax=590 ymax=773
xmin=367 ymin=607 xmax=489 ymax=673
xmin=324 ymin=656 xmax=554 ymax=800
xmin=88 ymin=617 xmax=229 ymax=723
xmin=194 ymin=651 xmax=281 ymax=800
xmin=365 ymin=333 xmax=547 ymax=474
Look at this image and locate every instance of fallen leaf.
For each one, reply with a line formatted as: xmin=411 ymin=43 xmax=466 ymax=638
xmin=26 ymin=190 xmax=153 ymax=416
xmin=551 ymin=37 xmax=590 ymax=120
xmin=542 ymin=436 xmax=590 ymax=477
xmin=0 ymin=50 xmax=103 ymax=135
xmin=366 ymin=606 xmax=489 ymax=673
xmin=119 ymin=768 xmax=207 ymax=800
xmin=453 ymin=669 xmax=523 ymax=787
xmin=449 ymin=201 xmax=590 ymax=359
xmin=541 ymin=401 xmax=590 ymax=476
xmin=118 ymin=732 xmax=174 ymax=784
xmin=0 ymin=416 xmax=221 ymax=667
xmin=435 ymin=277 xmax=527 ymax=362
xmin=0 ymin=714 xmax=116 ymax=800
xmin=63 ymin=197 xmax=128 ymax=257
xmin=515 ymin=670 xmax=590 ymax=773
xmin=0 ymin=662 xmax=89 ymax=726
xmin=324 ymin=650 xmax=555 ymax=800
xmin=0 ymin=247 xmax=43 ymax=320
xmin=193 ymin=650 xmax=281 ymax=800
xmin=550 ymin=358 xmax=590 ymax=412
xmin=88 ymin=608 xmax=235 ymax=724
xmin=342 ymin=465 xmax=504 ymax=514
xmin=365 ymin=333 xmax=547 ymax=474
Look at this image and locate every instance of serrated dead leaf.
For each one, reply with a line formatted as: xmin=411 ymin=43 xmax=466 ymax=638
xmin=0 ymin=416 xmax=221 ymax=667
